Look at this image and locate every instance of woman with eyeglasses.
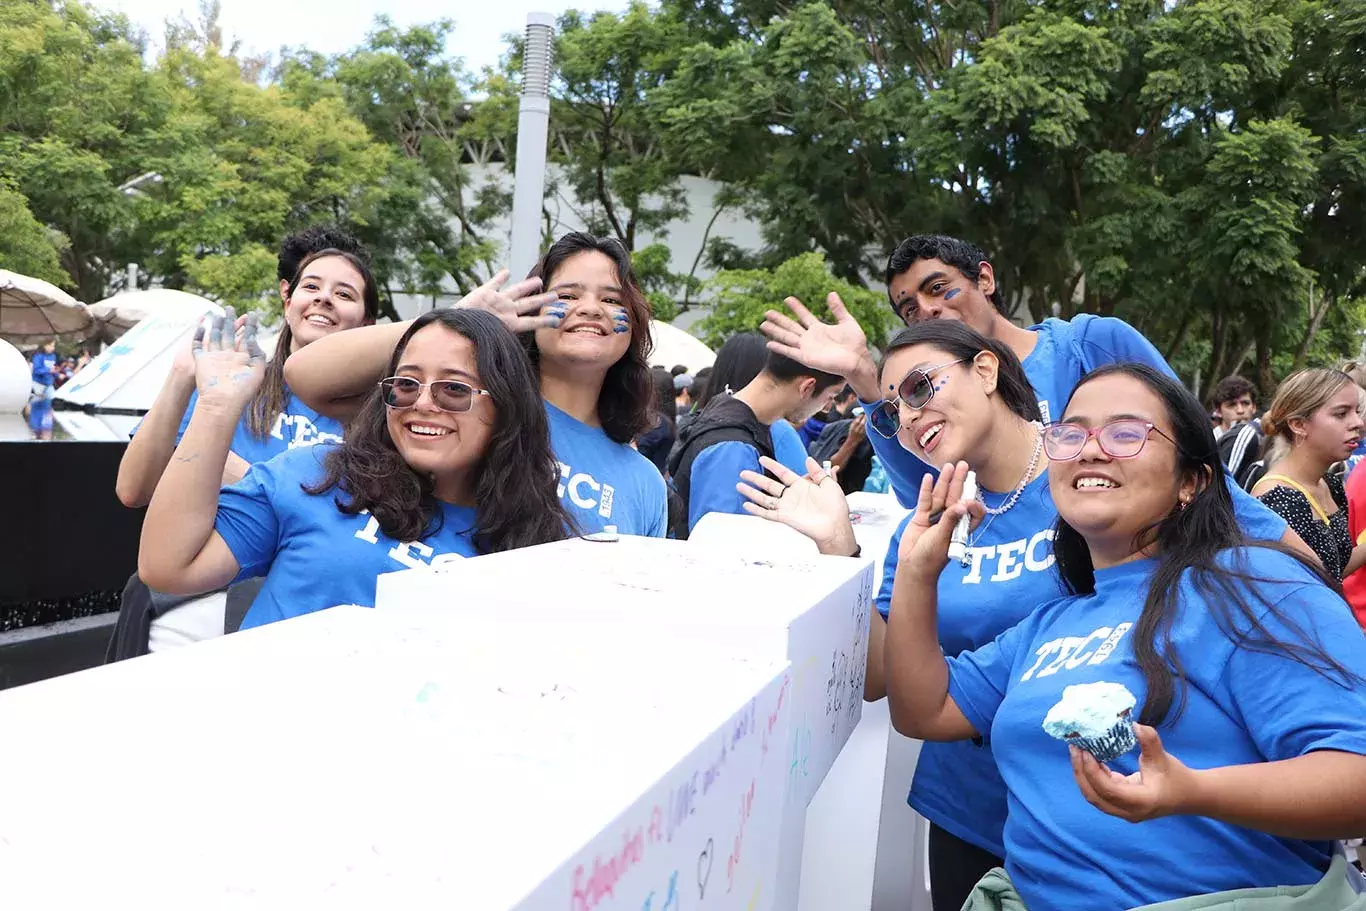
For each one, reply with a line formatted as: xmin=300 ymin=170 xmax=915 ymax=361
xmin=285 ymin=233 xmax=667 ymax=538
xmin=738 ymin=321 xmax=1055 ymax=910
xmin=138 ymin=308 xmax=570 ymax=630
xmin=752 ymin=358 xmax=1366 ymax=910
xmin=1250 ymin=369 xmax=1366 ymax=580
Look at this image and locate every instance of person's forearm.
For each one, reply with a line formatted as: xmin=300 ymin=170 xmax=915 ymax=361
xmin=883 ymin=563 xmax=966 ymax=740
xmin=139 ymin=401 xmax=240 ymax=593
xmin=865 ymin=611 xmax=887 ymax=702
xmin=845 ymin=357 xmax=881 ymax=403
xmin=116 ymin=372 xmax=196 ymax=508
xmin=1346 ymin=542 xmax=1366 ymax=576
xmin=283 ymin=320 xmax=412 ymax=420
xmin=1183 ymin=751 xmax=1366 ymax=839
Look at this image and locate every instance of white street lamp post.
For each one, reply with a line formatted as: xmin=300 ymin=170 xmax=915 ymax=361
xmin=508 ymin=13 xmax=555 ymax=283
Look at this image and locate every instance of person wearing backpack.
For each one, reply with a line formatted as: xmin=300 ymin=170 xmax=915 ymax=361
xmin=667 ymin=349 xmax=840 ymax=538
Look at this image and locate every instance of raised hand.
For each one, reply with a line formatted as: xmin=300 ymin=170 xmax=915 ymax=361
xmin=455 ymin=269 xmax=562 ymax=334
xmin=760 ymin=294 xmax=881 ymax=400
xmin=1070 ymin=724 xmax=1196 ymax=823
xmin=192 ymin=307 xmax=267 ymax=413
xmin=737 ymin=455 xmax=858 ymax=555
xmin=896 ymin=461 xmax=985 ymax=579
xmin=173 ymin=312 xmax=247 ymax=381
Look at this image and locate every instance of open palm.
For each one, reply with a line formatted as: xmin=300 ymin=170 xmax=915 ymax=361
xmin=737 ymin=456 xmax=855 ymax=555
xmin=897 ymin=462 xmax=985 ymax=577
xmin=760 ymin=294 xmax=871 ymax=380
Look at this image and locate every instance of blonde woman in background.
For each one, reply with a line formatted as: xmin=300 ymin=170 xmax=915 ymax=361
xmin=1252 ymin=368 xmax=1366 ymax=579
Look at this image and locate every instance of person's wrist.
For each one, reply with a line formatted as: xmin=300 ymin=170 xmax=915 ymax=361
xmin=1165 ymin=759 xmax=1205 ymax=818
xmin=848 ymin=357 xmax=881 ymax=403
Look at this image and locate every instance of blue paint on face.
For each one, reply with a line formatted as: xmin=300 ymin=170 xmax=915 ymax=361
xmin=943 ymin=288 xmax=961 ymax=301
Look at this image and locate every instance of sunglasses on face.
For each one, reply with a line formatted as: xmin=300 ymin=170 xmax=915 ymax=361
xmin=378 ymin=376 xmax=491 ymax=413
xmin=1042 ymin=419 xmax=1177 ymax=461
xmin=867 ymin=359 xmax=967 ymax=439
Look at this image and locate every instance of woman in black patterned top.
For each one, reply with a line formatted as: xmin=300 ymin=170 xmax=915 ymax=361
xmin=1252 ymin=368 xmax=1365 ymax=579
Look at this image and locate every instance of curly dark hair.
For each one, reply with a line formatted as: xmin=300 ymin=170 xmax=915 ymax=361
xmin=524 ymin=232 xmax=654 ymax=443
xmin=277 ymin=225 xmax=368 ymax=285
xmin=305 ymin=308 xmax=572 ymax=550
xmin=884 ymin=234 xmax=1005 ymax=315
xmin=249 ymin=248 xmax=380 ymax=441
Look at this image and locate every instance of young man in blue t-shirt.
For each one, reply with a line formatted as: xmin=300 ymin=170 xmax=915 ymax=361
xmin=668 ymin=350 xmax=841 ymax=537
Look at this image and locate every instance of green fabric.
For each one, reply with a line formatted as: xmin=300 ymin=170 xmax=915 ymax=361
xmin=1135 ymin=857 xmax=1366 ymax=911
xmin=958 ymin=857 xmax=1365 ymax=911
xmin=960 ymin=867 xmax=1029 ymax=911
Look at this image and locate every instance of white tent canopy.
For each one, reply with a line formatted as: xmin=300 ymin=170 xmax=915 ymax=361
xmin=0 ymin=270 xmax=91 ymax=342
xmin=56 ymin=291 xmax=280 ymax=414
xmin=647 ymin=320 xmax=714 ymax=373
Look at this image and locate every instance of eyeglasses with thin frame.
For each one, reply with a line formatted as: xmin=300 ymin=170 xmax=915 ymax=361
xmin=868 ymin=359 xmax=967 ymax=439
xmin=378 ymin=376 xmax=491 ymax=413
xmin=1042 ymin=419 xmax=1178 ymax=461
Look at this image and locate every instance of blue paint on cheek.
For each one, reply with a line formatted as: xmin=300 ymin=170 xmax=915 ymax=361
xmin=944 ymin=288 xmax=961 ymax=301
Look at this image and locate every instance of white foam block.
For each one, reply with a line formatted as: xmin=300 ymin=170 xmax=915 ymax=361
xmin=0 ymin=606 xmax=791 ymax=910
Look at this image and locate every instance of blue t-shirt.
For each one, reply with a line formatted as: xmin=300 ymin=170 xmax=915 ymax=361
xmin=1346 ymin=439 xmax=1366 ymax=478
xmin=877 ymin=471 xmax=1063 ymax=856
xmin=31 ymin=351 xmax=56 ymax=386
xmin=770 ymin=418 xmax=810 ymax=474
xmin=546 ymin=402 xmax=667 ymax=537
xmin=175 ymin=388 xmax=345 ymax=466
xmin=216 ymin=445 xmax=480 ymax=630
xmin=864 ymin=314 xmax=1287 ymax=541
xmin=947 ymin=549 xmax=1366 ymax=911
xmin=687 ymin=440 xmax=764 ymax=532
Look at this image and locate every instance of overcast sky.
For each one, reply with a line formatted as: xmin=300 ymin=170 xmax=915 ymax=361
xmin=96 ymin=0 xmax=635 ymax=74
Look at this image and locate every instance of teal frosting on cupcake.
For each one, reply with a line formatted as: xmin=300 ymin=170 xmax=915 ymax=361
xmin=1042 ymin=682 xmax=1138 ymax=762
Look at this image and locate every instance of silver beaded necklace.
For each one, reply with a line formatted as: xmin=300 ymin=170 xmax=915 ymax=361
xmin=961 ymin=423 xmax=1044 ymax=564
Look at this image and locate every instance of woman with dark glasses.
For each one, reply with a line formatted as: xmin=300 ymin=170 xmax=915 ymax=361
xmin=738 ymin=321 xmax=1055 ymax=910
xmin=139 ymin=309 xmax=569 ymax=630
xmin=883 ymin=363 xmax=1366 ymax=910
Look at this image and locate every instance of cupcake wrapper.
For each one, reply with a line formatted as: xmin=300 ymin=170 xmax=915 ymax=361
xmin=1070 ymin=717 xmax=1137 ymax=763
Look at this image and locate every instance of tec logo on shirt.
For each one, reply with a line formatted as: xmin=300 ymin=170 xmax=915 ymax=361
xmin=960 ymin=530 xmax=1056 ymax=585
xmin=272 ymin=413 xmax=343 ymax=449
xmin=1019 ymin=623 xmax=1132 ymax=682
xmin=557 ymin=461 xmax=615 ymax=519
xmin=352 ymin=512 xmax=466 ymax=570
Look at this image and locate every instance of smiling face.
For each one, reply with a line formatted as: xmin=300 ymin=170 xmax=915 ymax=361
xmin=887 ymin=257 xmax=998 ymax=335
xmin=1048 ymin=374 xmax=1196 ymax=562
xmin=283 ymin=255 xmax=372 ymax=350
xmin=1292 ymin=382 xmax=1364 ymax=462
xmin=384 ymin=324 xmax=496 ymax=490
xmin=533 ymin=250 xmax=634 ymax=370
xmin=879 ymin=343 xmax=996 ymax=467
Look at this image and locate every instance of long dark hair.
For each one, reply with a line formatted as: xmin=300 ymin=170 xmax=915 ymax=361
xmin=884 ymin=322 xmax=1041 ymax=423
xmin=525 ymin=232 xmax=653 ymax=443
xmin=305 ymin=309 xmax=571 ymax=551
xmin=698 ymin=332 xmax=769 ymax=408
xmin=650 ymin=366 xmax=677 ymax=433
xmin=250 ymin=248 xmax=380 ymax=440
xmin=1051 ymin=363 xmax=1356 ymax=726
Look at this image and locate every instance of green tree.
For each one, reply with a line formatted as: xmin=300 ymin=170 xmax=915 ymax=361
xmin=0 ymin=182 xmax=67 ymax=283
xmin=696 ymin=252 xmax=894 ymax=349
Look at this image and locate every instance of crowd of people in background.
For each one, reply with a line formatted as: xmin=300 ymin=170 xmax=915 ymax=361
xmin=62 ymin=223 xmax=1366 ymax=911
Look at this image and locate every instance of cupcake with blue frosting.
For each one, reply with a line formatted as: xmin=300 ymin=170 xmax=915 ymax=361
xmin=1042 ymin=682 xmax=1138 ymax=762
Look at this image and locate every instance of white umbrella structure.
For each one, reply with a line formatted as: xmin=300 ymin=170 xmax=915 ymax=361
xmin=647 ymin=320 xmax=715 ymax=373
xmin=88 ymin=288 xmax=219 ymax=345
xmin=0 ymin=270 xmax=91 ymax=342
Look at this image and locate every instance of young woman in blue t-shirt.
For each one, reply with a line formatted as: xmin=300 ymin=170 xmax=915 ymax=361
xmin=117 ymin=241 xmax=378 ymax=507
xmin=885 ymin=364 xmax=1366 ymax=910
xmin=285 ymin=234 xmax=667 ymax=538
xmin=737 ymin=320 xmax=1052 ymax=909
xmin=138 ymin=308 xmax=570 ymax=629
